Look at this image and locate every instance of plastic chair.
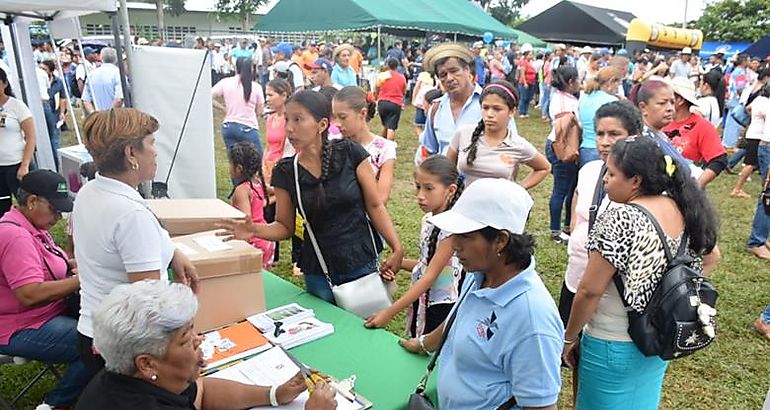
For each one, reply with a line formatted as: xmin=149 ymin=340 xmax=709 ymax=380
xmin=0 ymin=354 xmax=61 ymax=410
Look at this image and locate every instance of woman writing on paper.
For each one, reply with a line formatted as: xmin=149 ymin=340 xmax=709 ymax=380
xmin=75 ymin=280 xmax=336 ymax=410
xmin=219 ymin=90 xmax=404 ymax=304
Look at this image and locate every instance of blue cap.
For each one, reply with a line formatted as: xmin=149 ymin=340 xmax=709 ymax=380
xmin=83 ymin=47 xmax=96 ymax=56
xmin=305 ymin=58 xmax=333 ymax=72
xmin=271 ymin=42 xmax=293 ymax=57
xmin=617 ymin=48 xmax=628 ymax=56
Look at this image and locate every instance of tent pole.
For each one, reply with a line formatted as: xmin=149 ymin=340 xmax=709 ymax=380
xmin=118 ymin=0 xmax=134 ymax=65
xmin=5 ymin=17 xmax=28 ymax=103
xmin=109 ymin=12 xmax=132 ymax=107
xmin=454 ymin=33 xmax=457 ymax=42
xmin=377 ymin=26 xmax=381 ymax=60
xmin=46 ymin=22 xmax=83 ymax=146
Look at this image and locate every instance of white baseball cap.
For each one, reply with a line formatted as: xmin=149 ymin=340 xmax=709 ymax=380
xmin=520 ymin=43 xmax=533 ymax=54
xmin=681 ymin=47 xmax=692 ymax=55
xmin=429 ymin=178 xmax=533 ymax=235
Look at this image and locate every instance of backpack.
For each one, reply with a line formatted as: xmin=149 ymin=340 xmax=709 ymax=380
xmin=552 ymin=112 xmax=581 ymax=163
xmin=276 ymin=62 xmax=301 ymax=91
xmin=615 ymin=204 xmax=718 ymax=360
xmin=70 ymin=70 xmax=83 ymax=98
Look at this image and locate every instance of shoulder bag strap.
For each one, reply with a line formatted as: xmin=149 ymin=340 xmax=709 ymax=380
xmin=293 ymin=156 xmax=334 ymax=289
xmin=588 ymin=165 xmax=607 ymax=231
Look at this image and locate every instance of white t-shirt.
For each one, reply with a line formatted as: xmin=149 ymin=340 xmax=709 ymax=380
xmin=746 ymin=96 xmax=768 ymax=141
xmin=363 ymin=135 xmax=397 ymax=177
xmin=288 ymin=63 xmax=305 ymax=90
xmin=73 ymin=174 xmax=174 ymax=337
xmin=36 ymin=67 xmax=49 ymax=101
xmin=75 ymin=59 xmax=95 ymax=81
xmin=0 ymin=97 xmax=33 ymax=166
xmin=694 ymin=96 xmax=721 ymax=128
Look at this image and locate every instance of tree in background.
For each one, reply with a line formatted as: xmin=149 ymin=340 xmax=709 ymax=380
xmin=693 ymin=0 xmax=770 ymax=42
xmin=141 ymin=0 xmax=186 ymax=42
xmin=215 ymin=0 xmax=269 ymax=32
xmin=472 ymin=0 xmax=530 ymax=27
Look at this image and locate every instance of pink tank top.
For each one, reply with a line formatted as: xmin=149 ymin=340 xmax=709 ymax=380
xmin=265 ymin=114 xmax=287 ymax=163
xmin=232 ymin=180 xmax=274 ymax=268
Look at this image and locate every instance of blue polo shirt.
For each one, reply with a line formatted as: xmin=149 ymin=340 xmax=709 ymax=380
xmin=437 ymin=260 xmax=563 ymax=409
xmin=420 ymin=84 xmax=518 ymax=156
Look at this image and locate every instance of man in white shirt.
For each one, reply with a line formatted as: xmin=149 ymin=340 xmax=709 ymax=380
xmin=211 ymin=43 xmax=226 ymax=85
xmin=82 ymin=47 xmax=123 ymax=112
xmin=75 ymin=47 xmax=98 ymax=99
xmin=669 ymin=47 xmax=693 ymax=79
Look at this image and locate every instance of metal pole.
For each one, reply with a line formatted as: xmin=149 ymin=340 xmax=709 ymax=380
xmin=377 ymin=26 xmax=381 ymax=60
xmin=109 ymin=12 xmax=132 ymax=107
xmin=683 ymin=0 xmax=688 ymax=28
xmin=46 ymin=22 xmax=83 ymax=146
xmin=5 ymin=17 xmax=28 ymax=103
xmin=118 ymin=0 xmax=134 ymax=61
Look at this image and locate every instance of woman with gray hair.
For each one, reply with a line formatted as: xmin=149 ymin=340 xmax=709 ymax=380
xmin=75 ymin=280 xmax=337 ymax=410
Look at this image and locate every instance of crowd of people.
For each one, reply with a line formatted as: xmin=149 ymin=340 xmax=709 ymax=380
xmin=0 ymin=30 xmax=768 ymax=410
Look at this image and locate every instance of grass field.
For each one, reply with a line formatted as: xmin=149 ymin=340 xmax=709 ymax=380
xmin=1 ymin=102 xmax=769 ymax=409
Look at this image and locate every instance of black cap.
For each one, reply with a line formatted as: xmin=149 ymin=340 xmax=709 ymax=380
xmin=20 ymin=170 xmax=73 ymax=212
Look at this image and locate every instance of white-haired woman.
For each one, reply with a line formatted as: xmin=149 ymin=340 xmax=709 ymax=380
xmin=75 ymin=280 xmax=336 ymax=410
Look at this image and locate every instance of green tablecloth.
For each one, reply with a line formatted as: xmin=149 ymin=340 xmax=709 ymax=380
xmin=263 ymin=272 xmax=436 ymax=410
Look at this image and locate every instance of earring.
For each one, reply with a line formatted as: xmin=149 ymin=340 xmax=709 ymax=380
xmin=151 ymin=374 xmax=158 ymax=381
xmin=131 ymin=162 xmax=139 ymax=171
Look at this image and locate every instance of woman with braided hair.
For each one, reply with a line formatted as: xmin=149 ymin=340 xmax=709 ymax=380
xmin=219 ymin=90 xmax=403 ymax=304
xmin=364 ymin=155 xmax=464 ymax=335
xmin=447 ymin=80 xmax=550 ymax=187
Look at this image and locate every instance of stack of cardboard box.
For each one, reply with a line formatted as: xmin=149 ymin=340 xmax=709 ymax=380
xmin=147 ymin=199 xmax=266 ymax=332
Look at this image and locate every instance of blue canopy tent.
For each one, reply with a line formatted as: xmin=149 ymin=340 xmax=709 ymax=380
xmin=699 ymin=41 xmax=751 ymax=60
xmin=743 ymin=35 xmax=770 ymax=59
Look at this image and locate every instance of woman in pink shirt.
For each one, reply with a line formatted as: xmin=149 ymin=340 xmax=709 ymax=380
xmin=212 ymin=57 xmax=265 ymax=156
xmin=263 ymin=79 xmax=293 ymax=185
xmin=0 ymin=170 xmax=86 ymax=408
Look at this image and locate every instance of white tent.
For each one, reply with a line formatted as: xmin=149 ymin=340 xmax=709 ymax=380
xmin=1 ymin=0 xmax=116 ymax=170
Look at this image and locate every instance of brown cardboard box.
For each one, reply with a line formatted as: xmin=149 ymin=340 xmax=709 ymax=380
xmin=147 ymin=198 xmax=246 ymax=236
xmin=171 ymin=230 xmax=265 ymax=332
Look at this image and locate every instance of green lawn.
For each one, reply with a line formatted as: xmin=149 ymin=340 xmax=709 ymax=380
xmin=1 ymin=103 xmax=768 ymax=409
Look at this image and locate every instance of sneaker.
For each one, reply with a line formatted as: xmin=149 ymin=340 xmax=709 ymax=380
xmin=550 ymin=232 xmax=563 ymax=244
xmin=558 ymin=232 xmax=570 ymax=243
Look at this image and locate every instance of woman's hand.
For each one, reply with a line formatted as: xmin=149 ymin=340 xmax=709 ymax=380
xmin=171 ymin=249 xmax=200 ymax=293
xmin=216 ymin=218 xmax=258 ymax=242
xmin=276 ymin=372 xmax=307 ymax=405
xmin=561 ymin=338 xmax=580 ymax=369
xmin=67 ymin=258 xmax=78 ymax=275
xmin=16 ymin=163 xmax=29 ymax=181
xmin=304 ymin=380 xmax=337 ymax=410
xmin=364 ymin=308 xmax=394 ymax=329
xmin=379 ymin=268 xmax=396 ymax=281
xmin=381 ymin=248 xmax=404 ymax=279
xmin=399 ymin=337 xmax=426 ymax=355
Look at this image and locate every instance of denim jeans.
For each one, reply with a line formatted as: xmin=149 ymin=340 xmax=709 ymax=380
xmin=221 ymin=122 xmax=263 ymax=158
xmin=518 ymin=84 xmax=534 ymax=116
xmin=728 ymin=148 xmax=746 ymax=169
xmin=539 ymin=83 xmax=551 ymax=119
xmin=747 ymin=144 xmax=770 ymax=248
xmin=303 ymin=259 xmax=378 ymax=304
xmin=579 ymin=147 xmax=600 ymax=168
xmin=43 ymin=103 xmax=60 ymax=171
xmin=545 ymin=140 xmax=578 ymax=232
xmin=762 ymin=305 xmax=770 ymax=324
xmin=722 ymin=97 xmax=742 ymax=148
xmin=0 ymin=316 xmax=89 ymax=406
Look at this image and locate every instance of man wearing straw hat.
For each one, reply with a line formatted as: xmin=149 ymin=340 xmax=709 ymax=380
xmin=418 ymin=43 xmax=518 ymax=158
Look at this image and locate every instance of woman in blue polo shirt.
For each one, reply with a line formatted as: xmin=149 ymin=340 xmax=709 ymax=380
xmin=401 ymin=178 xmax=563 ymax=410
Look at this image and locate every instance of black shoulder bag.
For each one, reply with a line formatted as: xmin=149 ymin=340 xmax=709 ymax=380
xmin=407 ymin=281 xmax=516 ymax=410
xmin=0 ymin=220 xmax=80 ymax=318
xmin=614 ymin=204 xmax=718 ymax=360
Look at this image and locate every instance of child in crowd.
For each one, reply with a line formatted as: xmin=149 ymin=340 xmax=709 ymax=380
xmin=364 ymin=155 xmax=463 ymax=337
xmin=332 ymin=86 xmax=397 ymax=204
xmin=228 ymin=141 xmax=274 ymax=269
xmin=414 ymin=89 xmax=444 ymax=166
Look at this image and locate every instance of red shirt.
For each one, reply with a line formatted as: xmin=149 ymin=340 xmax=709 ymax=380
xmin=377 ymin=70 xmax=407 ymax=106
xmin=661 ymin=113 xmax=726 ymax=164
xmin=0 ymin=207 xmax=67 ymax=345
xmin=518 ymin=58 xmax=536 ymax=86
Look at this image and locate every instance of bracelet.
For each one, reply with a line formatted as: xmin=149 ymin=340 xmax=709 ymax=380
xmin=418 ymin=335 xmax=432 ymax=354
xmin=269 ymin=385 xmax=279 ymax=407
xmin=564 ymin=335 xmax=579 ymax=344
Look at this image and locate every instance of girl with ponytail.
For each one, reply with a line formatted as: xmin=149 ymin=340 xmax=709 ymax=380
xmin=364 ymin=155 xmax=464 ymax=336
xmin=563 ymin=136 xmax=719 ymax=409
xmin=220 ymin=90 xmax=404 ymax=306
xmin=447 ymin=79 xmax=550 ymax=188
xmin=333 ymin=86 xmax=397 ymax=203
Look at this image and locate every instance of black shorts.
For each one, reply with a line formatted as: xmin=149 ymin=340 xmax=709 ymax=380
xmin=744 ymin=138 xmax=760 ymax=166
xmin=377 ymin=100 xmax=402 ymax=130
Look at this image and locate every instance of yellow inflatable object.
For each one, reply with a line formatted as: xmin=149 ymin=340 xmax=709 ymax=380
xmin=626 ymin=18 xmax=703 ymax=51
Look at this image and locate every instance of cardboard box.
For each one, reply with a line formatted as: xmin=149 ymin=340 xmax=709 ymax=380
xmin=172 ymin=230 xmax=265 ymax=332
xmin=147 ymin=198 xmax=246 ymax=236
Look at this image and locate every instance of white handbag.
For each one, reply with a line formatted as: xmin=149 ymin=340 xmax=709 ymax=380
xmin=293 ymin=156 xmax=396 ymax=318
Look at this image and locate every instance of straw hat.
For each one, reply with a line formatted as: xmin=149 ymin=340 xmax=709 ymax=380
xmin=333 ymin=43 xmax=356 ymax=61
xmin=423 ymin=43 xmax=475 ymax=74
xmin=667 ymin=77 xmax=700 ymax=106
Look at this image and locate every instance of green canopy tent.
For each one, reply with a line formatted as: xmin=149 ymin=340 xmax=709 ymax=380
xmin=512 ymin=29 xmax=546 ymax=47
xmin=255 ymin=0 xmax=517 ymax=40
